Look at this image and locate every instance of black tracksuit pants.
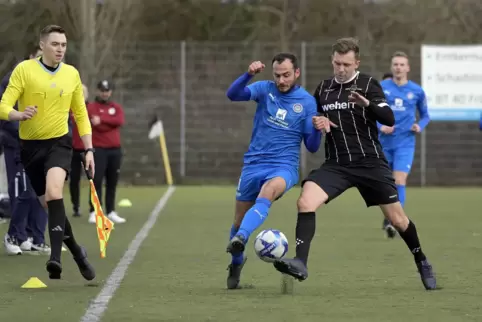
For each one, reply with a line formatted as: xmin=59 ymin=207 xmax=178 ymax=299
xmin=70 ymin=148 xmax=122 ymax=214
xmin=89 ymin=148 xmax=122 ymax=214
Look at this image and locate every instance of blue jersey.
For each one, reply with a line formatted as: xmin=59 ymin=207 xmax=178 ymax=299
xmin=243 ymin=81 xmax=317 ymax=167
xmin=378 ymin=79 xmax=430 ymax=148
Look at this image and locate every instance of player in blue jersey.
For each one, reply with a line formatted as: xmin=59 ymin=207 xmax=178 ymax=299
xmin=224 ymin=53 xmax=322 ymax=289
xmin=378 ymin=51 xmax=430 ymax=238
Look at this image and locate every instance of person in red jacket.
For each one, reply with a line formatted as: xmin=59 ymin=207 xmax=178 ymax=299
xmin=69 ymin=84 xmax=89 ymax=217
xmin=87 ymin=80 xmax=126 ymax=224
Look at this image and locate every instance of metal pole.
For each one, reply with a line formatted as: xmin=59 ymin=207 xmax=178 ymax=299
xmin=300 ymin=41 xmax=307 ymax=179
xmin=420 ymin=130 xmax=427 ymax=186
xmin=180 ymin=41 xmax=186 ymax=178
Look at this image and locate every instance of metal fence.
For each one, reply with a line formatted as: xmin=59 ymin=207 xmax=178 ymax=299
xmin=110 ymin=41 xmax=482 ymax=186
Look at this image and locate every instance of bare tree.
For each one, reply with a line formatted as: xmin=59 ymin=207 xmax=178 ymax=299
xmin=37 ymin=0 xmax=140 ymax=89
xmin=244 ymin=0 xmax=309 ymax=51
xmin=0 ymin=0 xmax=50 ymax=74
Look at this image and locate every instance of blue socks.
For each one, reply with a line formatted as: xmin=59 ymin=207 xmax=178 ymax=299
xmin=229 ymin=198 xmax=272 ymax=265
xmin=397 ymin=184 xmax=406 ymax=207
xmin=237 ymin=198 xmax=272 ymax=241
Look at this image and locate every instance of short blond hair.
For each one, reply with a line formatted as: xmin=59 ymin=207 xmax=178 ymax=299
xmin=391 ymin=51 xmax=409 ymax=60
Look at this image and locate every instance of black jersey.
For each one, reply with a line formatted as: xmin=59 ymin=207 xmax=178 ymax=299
xmin=313 ymin=72 xmax=390 ymax=164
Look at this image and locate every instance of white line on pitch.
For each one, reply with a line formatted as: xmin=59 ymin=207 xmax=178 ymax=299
xmin=80 ymin=185 xmax=176 ymax=322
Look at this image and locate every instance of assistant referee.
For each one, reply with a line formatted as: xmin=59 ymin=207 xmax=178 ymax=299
xmin=0 ymin=25 xmax=95 ymax=281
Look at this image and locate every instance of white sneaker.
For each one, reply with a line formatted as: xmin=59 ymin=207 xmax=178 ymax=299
xmin=31 ymin=243 xmax=51 ymax=255
xmin=4 ymin=234 xmax=22 ymax=255
xmin=88 ymin=211 xmax=96 ymax=224
xmin=20 ymin=238 xmax=33 ymax=252
xmin=108 ymin=211 xmax=126 ymax=224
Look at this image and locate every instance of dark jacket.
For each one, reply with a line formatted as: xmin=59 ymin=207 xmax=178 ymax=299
xmin=0 ymin=63 xmax=21 ymax=163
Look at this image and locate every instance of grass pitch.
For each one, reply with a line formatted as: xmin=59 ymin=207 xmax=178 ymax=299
xmin=1 ymin=186 xmax=481 ymax=322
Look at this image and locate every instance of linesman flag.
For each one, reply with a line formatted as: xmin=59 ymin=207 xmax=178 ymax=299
xmin=82 ymin=154 xmax=114 ymax=258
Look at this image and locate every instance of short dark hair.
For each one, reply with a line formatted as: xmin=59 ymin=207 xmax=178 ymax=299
xmin=382 ymin=72 xmax=393 ymax=80
xmin=25 ymin=45 xmax=41 ymax=59
xmin=272 ymin=53 xmax=299 ymax=70
xmin=332 ymin=37 xmax=360 ymax=59
xmin=40 ymin=25 xmax=66 ymax=39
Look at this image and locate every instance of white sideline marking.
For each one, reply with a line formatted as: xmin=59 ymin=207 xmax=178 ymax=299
xmin=80 ymin=186 xmax=176 ymax=322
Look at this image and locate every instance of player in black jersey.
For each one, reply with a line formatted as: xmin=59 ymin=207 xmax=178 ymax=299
xmin=273 ymin=38 xmax=436 ymax=291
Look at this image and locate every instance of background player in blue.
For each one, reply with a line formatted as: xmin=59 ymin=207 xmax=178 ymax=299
xmin=224 ymin=53 xmax=321 ymax=289
xmin=378 ymin=51 xmax=430 ymax=238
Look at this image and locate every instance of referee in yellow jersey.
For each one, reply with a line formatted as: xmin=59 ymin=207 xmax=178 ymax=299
xmin=0 ymin=25 xmax=95 ymax=281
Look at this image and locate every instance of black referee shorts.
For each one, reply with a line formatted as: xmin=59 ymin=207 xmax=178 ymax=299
xmin=20 ymin=134 xmax=73 ymax=197
xmin=303 ymin=158 xmax=399 ymax=207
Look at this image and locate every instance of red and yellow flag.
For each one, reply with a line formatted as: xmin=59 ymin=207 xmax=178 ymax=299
xmin=89 ymin=180 xmax=114 ymax=258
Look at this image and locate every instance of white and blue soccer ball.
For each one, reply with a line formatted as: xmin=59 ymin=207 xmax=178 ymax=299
xmin=253 ymin=229 xmax=289 ymax=263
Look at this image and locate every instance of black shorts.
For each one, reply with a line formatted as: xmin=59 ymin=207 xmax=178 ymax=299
xmin=303 ymin=158 xmax=399 ymax=207
xmin=20 ymin=134 xmax=73 ymax=197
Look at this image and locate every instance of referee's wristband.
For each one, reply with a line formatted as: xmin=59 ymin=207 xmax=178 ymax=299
xmin=85 ymin=148 xmax=95 ymax=154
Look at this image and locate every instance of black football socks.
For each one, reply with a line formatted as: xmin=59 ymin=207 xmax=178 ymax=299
xmin=397 ymin=220 xmax=426 ymax=262
xmin=63 ymin=216 xmax=82 ymax=256
xmin=295 ymin=212 xmax=316 ymax=266
xmin=47 ymin=199 xmax=66 ymax=262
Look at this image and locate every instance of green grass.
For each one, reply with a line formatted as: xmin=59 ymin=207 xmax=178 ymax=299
xmin=1 ymin=186 xmax=482 ymax=321
xmin=0 ymin=186 xmax=165 ymax=321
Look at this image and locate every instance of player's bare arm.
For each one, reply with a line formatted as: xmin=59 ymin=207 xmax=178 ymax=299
xmin=380 ymin=125 xmax=395 ymax=134
xmin=9 ymin=106 xmax=37 ymax=121
xmin=312 ymin=115 xmax=338 ymax=133
xmin=410 ymin=124 xmax=421 ymax=133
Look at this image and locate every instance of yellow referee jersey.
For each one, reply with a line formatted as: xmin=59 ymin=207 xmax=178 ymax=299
xmin=0 ymin=57 xmax=91 ymax=140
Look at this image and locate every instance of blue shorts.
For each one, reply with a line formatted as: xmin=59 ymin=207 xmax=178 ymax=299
xmin=383 ymin=147 xmax=415 ymax=173
xmin=236 ymin=164 xmax=299 ymax=201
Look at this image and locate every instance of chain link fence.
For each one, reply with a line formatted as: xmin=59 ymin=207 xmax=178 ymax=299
xmin=69 ymin=41 xmax=482 ymax=186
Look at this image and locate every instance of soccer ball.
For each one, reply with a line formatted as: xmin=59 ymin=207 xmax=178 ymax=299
xmin=253 ymin=229 xmax=288 ymax=263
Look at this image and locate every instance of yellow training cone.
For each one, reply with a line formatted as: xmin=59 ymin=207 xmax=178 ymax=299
xmin=21 ymin=277 xmax=47 ymax=289
xmin=118 ymin=199 xmax=132 ymax=207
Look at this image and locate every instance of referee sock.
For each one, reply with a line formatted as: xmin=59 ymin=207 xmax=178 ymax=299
xmin=63 ymin=217 xmax=82 ymax=256
xmin=47 ymin=199 xmax=66 ymax=262
xmin=397 ymin=220 xmax=426 ymax=262
xmin=295 ymin=212 xmax=316 ymax=266
xmin=237 ymin=198 xmax=272 ymax=241
xmin=397 ymin=185 xmax=406 ymax=207
xmin=229 ymin=224 xmax=244 ymax=265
